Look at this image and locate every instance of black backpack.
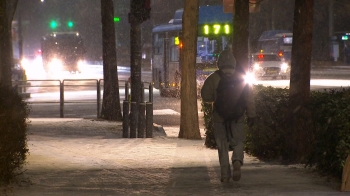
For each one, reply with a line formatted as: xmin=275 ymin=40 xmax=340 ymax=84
xmin=214 ymin=69 xmax=247 ymax=123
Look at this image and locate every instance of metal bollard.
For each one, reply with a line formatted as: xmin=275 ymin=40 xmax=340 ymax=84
xmin=146 ymin=102 xmax=153 ymax=138
xmin=141 ymin=82 xmax=145 ymax=102
xmin=60 ymin=81 xmax=64 ymax=118
xmin=17 ymin=80 xmax=23 ymax=94
xmin=97 ymin=80 xmax=101 ymax=118
xmin=149 ymin=83 xmax=153 ymax=102
xmin=130 ymin=102 xmax=137 ymax=138
xmin=138 ymin=102 xmax=146 ymax=138
xmin=125 ymin=81 xmax=129 ymax=100
xmin=122 ymin=100 xmax=129 ymax=138
xmin=159 ymin=70 xmax=162 ymax=93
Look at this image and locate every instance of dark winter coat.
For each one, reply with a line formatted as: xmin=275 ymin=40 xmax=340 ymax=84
xmin=201 ymin=68 xmax=256 ymax=123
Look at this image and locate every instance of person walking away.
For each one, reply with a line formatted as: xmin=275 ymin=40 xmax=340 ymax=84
xmin=201 ymin=48 xmax=256 ymax=182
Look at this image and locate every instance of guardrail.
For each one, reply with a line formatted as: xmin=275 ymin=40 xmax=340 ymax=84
xmin=14 ymin=79 xmax=104 ymax=118
xmin=13 ymin=79 xmax=151 ymax=119
xmin=14 ymin=78 xmax=154 ymax=138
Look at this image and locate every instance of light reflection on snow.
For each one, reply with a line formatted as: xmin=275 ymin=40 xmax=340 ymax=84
xmin=254 ymin=79 xmax=350 ymax=89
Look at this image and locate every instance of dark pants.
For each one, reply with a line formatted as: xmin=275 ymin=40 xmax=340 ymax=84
xmin=213 ymin=121 xmax=245 ymax=179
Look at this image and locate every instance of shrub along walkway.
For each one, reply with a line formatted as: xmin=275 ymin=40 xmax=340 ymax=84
xmin=6 ymin=118 xmax=347 ymax=196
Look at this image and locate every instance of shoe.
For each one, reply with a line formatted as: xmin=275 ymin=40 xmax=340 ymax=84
xmin=232 ymin=161 xmax=241 ymax=181
xmin=221 ymin=177 xmax=230 ymax=183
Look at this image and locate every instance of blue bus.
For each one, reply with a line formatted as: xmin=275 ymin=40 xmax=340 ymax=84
xmin=152 ymin=5 xmax=232 ymax=97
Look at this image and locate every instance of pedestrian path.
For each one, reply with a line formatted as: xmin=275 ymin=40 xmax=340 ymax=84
xmin=6 ymin=118 xmax=346 ymax=196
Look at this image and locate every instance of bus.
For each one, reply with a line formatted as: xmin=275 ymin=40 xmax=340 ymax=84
xmin=256 ymin=30 xmax=293 ymax=62
xmin=41 ymin=32 xmax=86 ymax=74
xmin=152 ymin=5 xmax=232 ymax=97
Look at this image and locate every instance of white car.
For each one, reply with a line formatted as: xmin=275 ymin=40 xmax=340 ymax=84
xmin=250 ymin=53 xmax=290 ymax=79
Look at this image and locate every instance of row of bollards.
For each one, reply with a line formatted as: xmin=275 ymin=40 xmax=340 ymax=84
xmin=122 ymin=81 xmax=153 ymax=138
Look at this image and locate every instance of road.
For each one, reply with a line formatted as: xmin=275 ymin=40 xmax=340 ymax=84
xmin=24 ymin=63 xmax=350 ymax=129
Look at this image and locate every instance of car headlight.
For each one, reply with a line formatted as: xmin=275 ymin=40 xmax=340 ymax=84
xmin=253 ymin=63 xmax=261 ymax=71
xmin=281 ymin=62 xmax=289 ymax=71
xmin=21 ymin=58 xmax=30 ymax=70
xmin=244 ymin=71 xmax=256 ymax=85
xmin=48 ymin=58 xmax=63 ymax=71
xmin=77 ymin=60 xmax=86 ymax=69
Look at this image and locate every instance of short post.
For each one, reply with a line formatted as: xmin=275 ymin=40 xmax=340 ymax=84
xmin=149 ymin=83 xmax=153 ymax=102
xmin=130 ymin=102 xmax=137 ymax=138
xmin=141 ymin=82 xmax=145 ymax=103
xmin=137 ymin=102 xmax=146 ymax=138
xmin=159 ymin=70 xmax=162 ymax=93
xmin=146 ymin=83 xmax=153 ymax=138
xmin=97 ymin=80 xmax=101 ymax=118
xmin=60 ymin=81 xmax=64 ymax=118
xmin=125 ymin=81 xmax=129 ymax=100
xmin=146 ymin=102 xmax=153 ymax=138
xmin=22 ymin=70 xmax=27 ymax=93
xmin=122 ymin=100 xmax=129 ymax=138
xmin=18 ymin=80 xmax=23 ymax=94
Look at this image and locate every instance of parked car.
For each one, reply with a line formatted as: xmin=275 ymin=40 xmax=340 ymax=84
xmin=250 ymin=53 xmax=290 ymax=79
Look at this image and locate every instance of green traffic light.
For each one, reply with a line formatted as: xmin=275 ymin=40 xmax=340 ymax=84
xmin=50 ymin=20 xmax=58 ymax=29
xmin=114 ymin=17 xmax=120 ymax=22
xmin=67 ymin=21 xmax=74 ymax=28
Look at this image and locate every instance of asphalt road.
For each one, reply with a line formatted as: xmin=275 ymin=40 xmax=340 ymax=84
xmin=25 ymin=64 xmax=350 ymax=129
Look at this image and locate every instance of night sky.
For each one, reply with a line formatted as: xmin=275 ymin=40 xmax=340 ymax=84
xmin=12 ymin=0 xmax=350 ymax=61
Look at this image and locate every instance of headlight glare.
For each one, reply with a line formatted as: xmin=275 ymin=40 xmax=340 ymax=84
xmin=78 ymin=60 xmax=85 ymax=68
xmin=48 ymin=58 xmax=63 ymax=71
xmin=244 ymin=71 xmax=256 ymax=85
xmin=281 ymin=62 xmax=289 ymax=71
xmin=253 ymin=63 xmax=260 ymax=70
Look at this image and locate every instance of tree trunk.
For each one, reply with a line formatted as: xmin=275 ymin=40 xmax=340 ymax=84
xmin=178 ymin=0 xmax=201 ymax=139
xmin=130 ymin=0 xmax=143 ymax=106
xmin=100 ymin=0 xmax=123 ymax=121
xmin=232 ymin=0 xmax=249 ymax=72
xmin=7 ymin=0 xmax=18 ymax=22
xmin=341 ymin=154 xmax=350 ymax=191
xmin=287 ymin=0 xmax=314 ymax=162
xmin=0 ymin=0 xmax=13 ymax=87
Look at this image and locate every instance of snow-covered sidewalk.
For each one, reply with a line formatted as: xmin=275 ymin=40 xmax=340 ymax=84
xmin=7 ymin=118 xmax=345 ymax=196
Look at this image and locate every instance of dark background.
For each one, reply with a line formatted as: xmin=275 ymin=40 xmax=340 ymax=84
xmin=12 ymin=0 xmax=350 ymax=63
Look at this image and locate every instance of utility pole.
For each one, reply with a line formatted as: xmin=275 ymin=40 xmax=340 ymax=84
xmin=18 ymin=12 xmax=23 ymax=60
xmin=329 ymin=0 xmax=334 ymax=38
xmin=329 ymin=0 xmax=338 ymax=62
